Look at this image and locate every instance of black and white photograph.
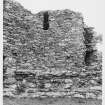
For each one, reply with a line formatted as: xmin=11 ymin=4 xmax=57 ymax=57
xmin=2 ymin=0 xmax=104 ymax=105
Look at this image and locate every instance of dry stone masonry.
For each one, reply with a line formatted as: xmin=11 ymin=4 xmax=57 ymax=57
xmin=3 ymin=0 xmax=102 ymax=100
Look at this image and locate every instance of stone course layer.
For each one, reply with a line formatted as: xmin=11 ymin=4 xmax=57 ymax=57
xmin=3 ymin=0 xmax=102 ymax=100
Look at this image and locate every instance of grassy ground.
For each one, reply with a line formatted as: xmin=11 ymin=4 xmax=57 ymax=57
xmin=3 ymin=97 xmax=102 ymax=105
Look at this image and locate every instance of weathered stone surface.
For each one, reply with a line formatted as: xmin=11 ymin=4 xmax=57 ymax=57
xmin=3 ymin=0 xmax=102 ymax=100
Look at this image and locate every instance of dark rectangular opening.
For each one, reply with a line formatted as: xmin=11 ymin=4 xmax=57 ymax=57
xmin=43 ymin=11 xmax=49 ymax=30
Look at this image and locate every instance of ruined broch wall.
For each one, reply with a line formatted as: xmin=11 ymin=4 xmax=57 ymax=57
xmin=3 ymin=0 xmax=102 ymax=99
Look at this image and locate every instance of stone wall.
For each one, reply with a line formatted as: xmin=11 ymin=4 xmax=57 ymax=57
xmin=3 ymin=0 xmax=102 ymax=99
